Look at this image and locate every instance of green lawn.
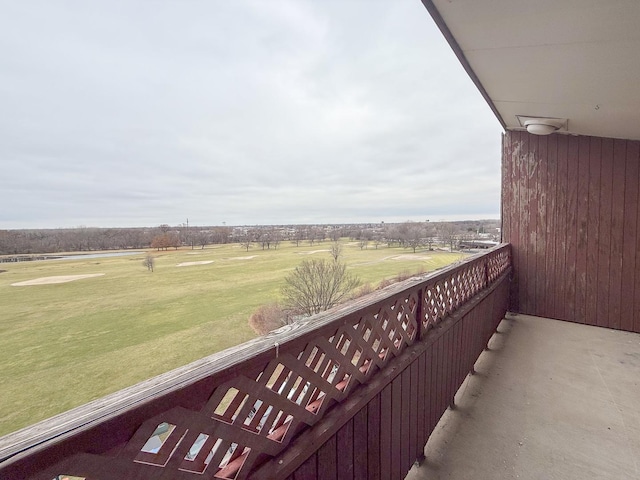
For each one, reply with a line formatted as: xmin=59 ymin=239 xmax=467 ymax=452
xmin=0 ymin=240 xmax=464 ymax=436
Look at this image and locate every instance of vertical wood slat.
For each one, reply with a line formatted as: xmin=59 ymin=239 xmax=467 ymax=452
xmin=575 ymin=136 xmax=590 ymax=324
xmin=596 ymin=138 xmax=613 ymax=328
xmin=535 ymin=135 xmax=548 ymax=319
xmin=503 ymin=131 xmax=640 ymax=333
xmin=380 ymin=383 xmax=392 ymax=480
xmin=352 ymin=406 xmax=368 ymax=480
xmin=400 ymin=369 xmax=411 ymax=478
xmin=292 ymin=453 xmax=317 ymax=480
xmin=317 ymin=436 xmax=337 ymax=480
xmin=367 ymin=395 xmax=381 ymax=480
xmin=585 ymin=136 xmax=601 ymax=327
xmin=336 ymin=419 xmax=353 ymax=480
xmin=546 ymin=134 xmax=559 ymax=317
xmin=609 ymin=139 xmax=627 ymax=330
xmin=390 ymin=377 xmax=402 ymax=480
xmin=565 ymin=136 xmax=579 ymax=321
xmin=621 ymin=141 xmax=639 ymax=332
xmin=555 ymin=135 xmax=569 ymax=321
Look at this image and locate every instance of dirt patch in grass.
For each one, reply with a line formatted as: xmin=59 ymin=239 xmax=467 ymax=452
xmin=176 ymin=261 xmax=214 ymax=267
xmin=11 ymin=274 xmax=105 ymax=286
xmin=229 ymin=256 xmax=256 ymax=260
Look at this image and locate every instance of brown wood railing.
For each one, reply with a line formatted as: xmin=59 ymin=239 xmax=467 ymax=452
xmin=0 ymin=244 xmax=511 ymax=480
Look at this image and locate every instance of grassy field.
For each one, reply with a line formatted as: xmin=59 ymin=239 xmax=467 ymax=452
xmin=0 ymin=240 xmax=465 ymax=436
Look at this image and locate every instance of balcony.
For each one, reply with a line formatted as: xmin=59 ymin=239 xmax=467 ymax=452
xmin=0 ymin=245 xmax=511 ymax=479
xmin=407 ymin=313 xmax=640 ymax=480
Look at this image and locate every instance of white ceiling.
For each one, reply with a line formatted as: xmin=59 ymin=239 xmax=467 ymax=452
xmin=424 ymin=0 xmax=640 ymax=141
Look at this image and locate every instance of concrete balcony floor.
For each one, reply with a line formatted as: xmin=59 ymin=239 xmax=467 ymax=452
xmin=406 ymin=314 xmax=640 ymax=480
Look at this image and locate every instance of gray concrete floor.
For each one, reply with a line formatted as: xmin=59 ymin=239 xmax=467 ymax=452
xmin=406 ymin=314 xmax=640 ymax=480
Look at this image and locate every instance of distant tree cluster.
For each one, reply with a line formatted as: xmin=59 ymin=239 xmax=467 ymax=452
xmin=0 ymin=225 xmax=233 ymax=255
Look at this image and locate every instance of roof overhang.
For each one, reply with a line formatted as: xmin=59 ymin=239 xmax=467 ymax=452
xmin=422 ymin=0 xmax=640 ymax=141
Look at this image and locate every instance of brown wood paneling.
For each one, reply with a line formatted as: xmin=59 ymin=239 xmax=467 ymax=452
xmin=292 ymin=454 xmax=317 ymax=480
xmin=565 ymin=136 xmax=579 ymax=321
xmin=575 ymin=136 xmax=590 ymax=324
xmin=503 ymin=131 xmax=640 ymax=333
xmin=609 ymin=139 xmax=627 ymax=330
xmin=585 ymin=136 xmax=602 ymax=327
xmin=621 ymin=141 xmax=639 ymax=332
xmin=536 ymin=135 xmax=548 ymax=319
xmin=390 ymin=376 xmax=402 ymax=480
xmin=366 ymin=394 xmax=381 ymax=480
xmin=380 ymin=383 xmax=392 ymax=480
xmin=546 ymin=134 xmax=559 ymax=317
xmin=317 ymin=436 xmax=337 ymax=480
xmin=336 ymin=419 xmax=353 ymax=480
xmin=352 ymin=405 xmax=368 ymax=479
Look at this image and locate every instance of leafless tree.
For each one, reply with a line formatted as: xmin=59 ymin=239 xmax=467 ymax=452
xmin=142 ymin=254 xmax=155 ymax=272
xmin=282 ymin=258 xmax=360 ymax=316
xmin=239 ymin=233 xmax=252 ymax=252
xmin=405 ymin=225 xmax=424 ymax=253
xmin=438 ymin=222 xmax=460 ymax=251
xmin=329 ymin=241 xmax=343 ymax=262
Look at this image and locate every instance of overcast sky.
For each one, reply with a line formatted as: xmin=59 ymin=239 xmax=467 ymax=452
xmin=1 ymin=0 xmax=503 ymax=229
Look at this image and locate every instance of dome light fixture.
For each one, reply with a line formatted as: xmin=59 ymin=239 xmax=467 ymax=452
xmin=524 ymin=119 xmax=563 ymax=135
xmin=517 ymin=116 xmax=568 ymax=135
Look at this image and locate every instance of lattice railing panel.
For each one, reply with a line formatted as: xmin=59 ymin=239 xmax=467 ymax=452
xmin=3 ymin=245 xmax=511 ymax=480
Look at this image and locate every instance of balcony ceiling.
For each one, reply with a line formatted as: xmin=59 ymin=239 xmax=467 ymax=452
xmin=423 ymin=0 xmax=640 ymax=141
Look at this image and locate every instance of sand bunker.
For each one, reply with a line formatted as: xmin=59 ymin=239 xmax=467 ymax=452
xmin=176 ymin=261 xmax=214 ymax=267
xmin=391 ymin=254 xmax=432 ymax=261
xmin=299 ymin=250 xmax=330 ymax=255
xmin=12 ymin=273 xmax=105 ymax=286
xmin=229 ymin=256 xmax=256 ymax=260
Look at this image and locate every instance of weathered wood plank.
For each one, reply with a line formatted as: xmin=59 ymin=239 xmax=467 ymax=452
xmin=336 ymin=419 xmax=354 ymax=480
xmin=352 ymin=405 xmax=368 ymax=480
xmin=409 ymin=359 xmax=419 ymax=462
xmin=545 ymin=134 xmax=559 ymax=317
xmin=565 ymin=136 xmax=579 ymax=321
xmin=317 ymin=436 xmax=337 ymax=480
xmin=585 ymin=136 xmax=602 ymax=327
xmin=609 ymin=139 xmax=627 ymax=330
xmin=575 ymin=136 xmax=590 ymax=324
xmin=292 ymin=453 xmax=316 ymax=480
xmin=367 ymin=394 xmax=381 ymax=480
xmin=380 ymin=383 xmax=392 ymax=480
xmin=597 ymin=138 xmax=614 ymax=328
xmin=536 ymin=135 xmax=548 ymax=319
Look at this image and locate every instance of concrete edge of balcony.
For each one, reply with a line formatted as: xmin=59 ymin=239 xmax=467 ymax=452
xmin=406 ymin=313 xmax=640 ymax=480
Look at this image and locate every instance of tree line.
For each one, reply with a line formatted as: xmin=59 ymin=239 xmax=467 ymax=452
xmin=0 ymin=220 xmax=499 ymax=256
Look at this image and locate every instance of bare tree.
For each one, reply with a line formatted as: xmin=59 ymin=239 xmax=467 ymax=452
xmin=405 ymin=225 xmax=424 ymax=253
xmin=329 ymin=241 xmax=343 ymax=262
xmin=439 ymin=222 xmax=460 ymax=251
xmin=282 ymin=258 xmax=360 ymax=316
xmin=142 ymin=254 xmax=155 ymax=272
xmin=239 ymin=233 xmax=252 ymax=252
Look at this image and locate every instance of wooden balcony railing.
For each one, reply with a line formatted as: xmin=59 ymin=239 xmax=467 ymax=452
xmin=0 ymin=244 xmax=511 ymax=480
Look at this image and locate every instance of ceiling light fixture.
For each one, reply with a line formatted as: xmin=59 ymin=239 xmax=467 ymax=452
xmin=516 ymin=115 xmax=568 ymax=135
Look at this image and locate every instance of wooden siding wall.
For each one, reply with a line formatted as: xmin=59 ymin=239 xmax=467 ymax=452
xmin=502 ymin=131 xmax=640 ymax=332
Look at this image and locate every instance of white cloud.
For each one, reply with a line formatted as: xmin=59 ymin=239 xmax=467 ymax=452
xmin=0 ymin=0 xmax=502 ymax=229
